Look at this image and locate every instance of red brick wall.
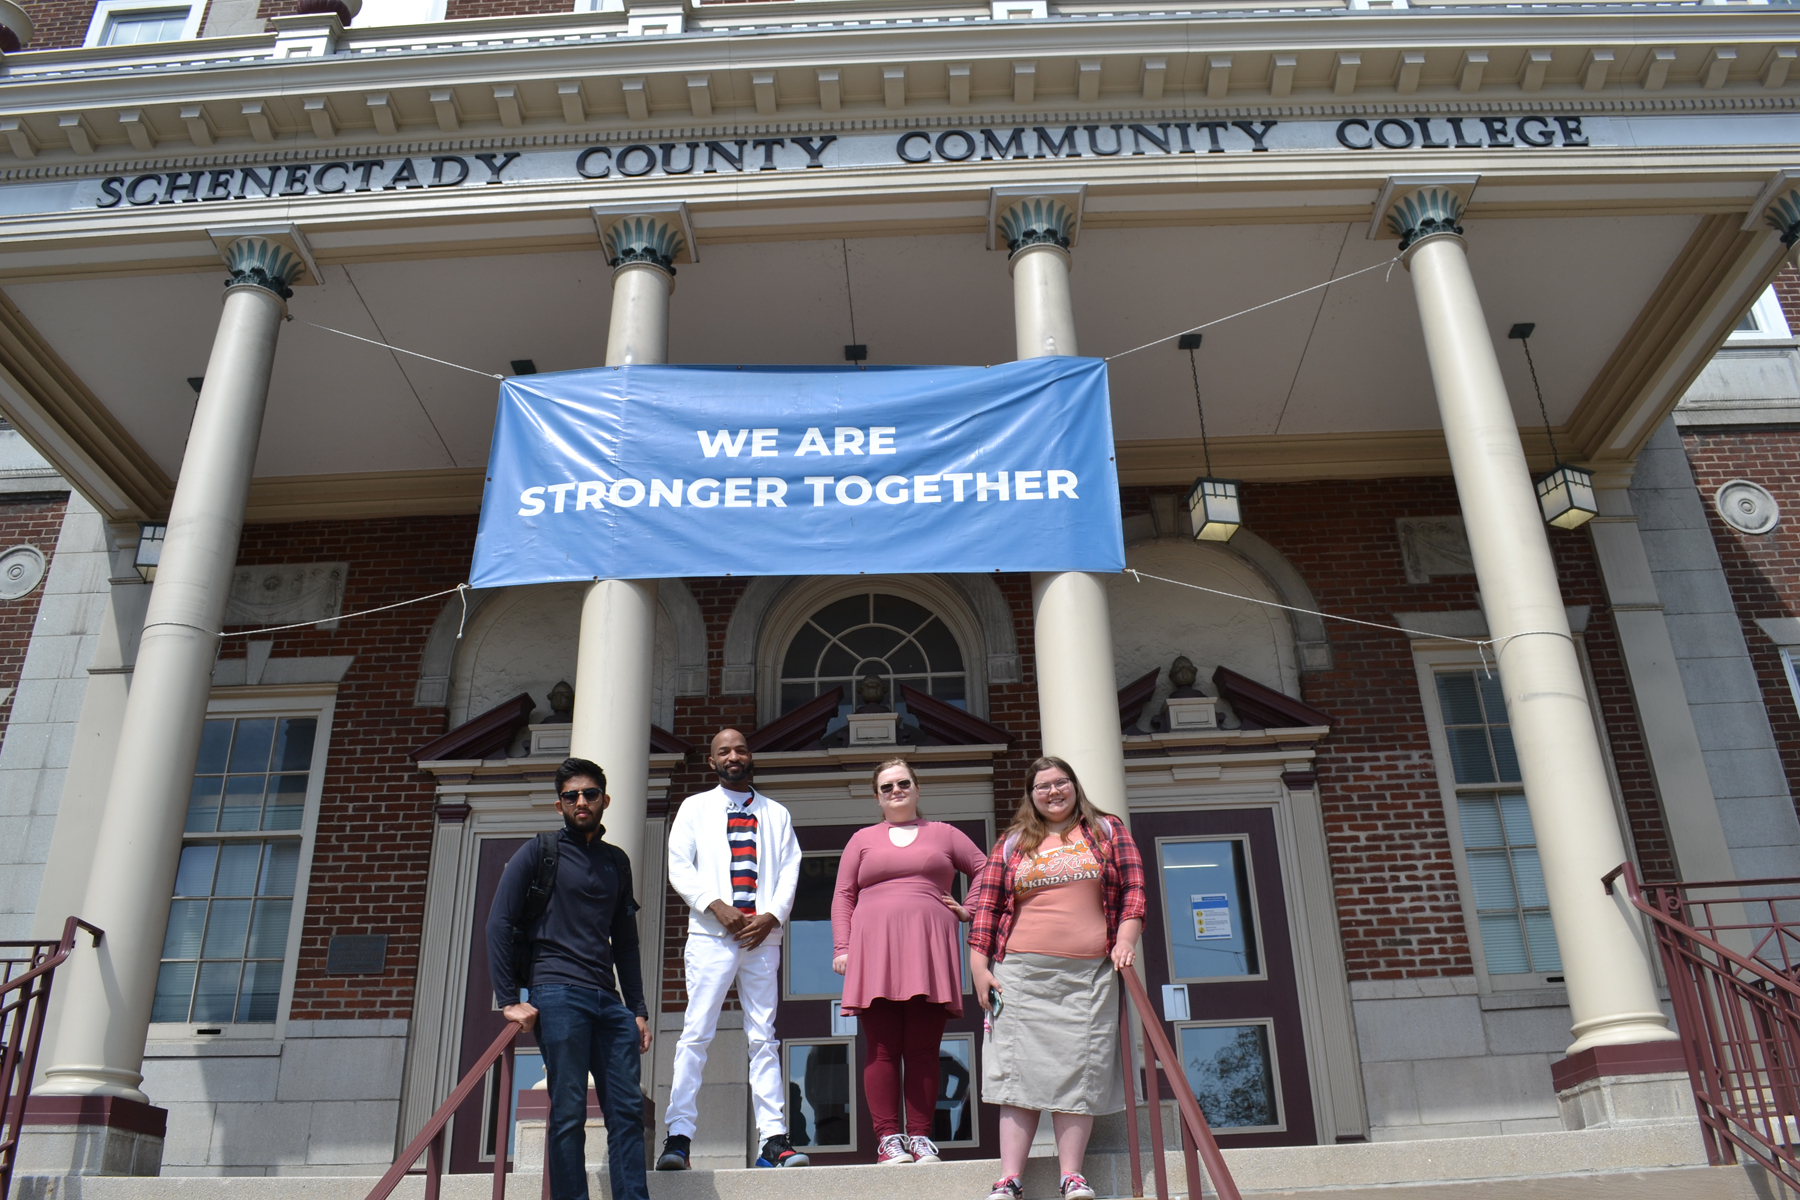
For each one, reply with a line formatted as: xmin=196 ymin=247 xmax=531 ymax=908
xmin=0 ymin=495 xmax=69 ymax=755
xmin=19 ymin=0 xmax=98 ymax=49
xmin=227 ymin=516 xmax=476 ymax=1021
xmin=1772 ymin=263 xmax=1800 ymax=331
xmin=1678 ymin=429 xmax=1800 ymax=810
xmin=1124 ymin=479 xmax=1673 ymax=982
xmin=442 ymin=0 xmax=566 ymax=19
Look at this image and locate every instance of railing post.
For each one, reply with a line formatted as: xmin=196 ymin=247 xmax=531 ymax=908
xmin=1143 ymin=1024 xmax=1169 ymax=1200
xmin=1119 ymin=992 xmax=1144 ymax=1199
xmin=425 ymin=1127 xmax=443 ymax=1200
xmin=493 ymin=1041 xmax=513 ymax=1200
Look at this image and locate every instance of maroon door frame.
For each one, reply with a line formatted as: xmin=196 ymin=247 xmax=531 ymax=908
xmin=776 ymin=819 xmax=996 ymax=1164
xmin=449 ymin=836 xmax=534 ymax=1173
xmin=1131 ymin=807 xmax=1317 ymax=1148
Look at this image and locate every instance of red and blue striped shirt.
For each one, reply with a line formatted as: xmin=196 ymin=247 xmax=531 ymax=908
xmin=726 ymin=793 xmax=759 ymax=914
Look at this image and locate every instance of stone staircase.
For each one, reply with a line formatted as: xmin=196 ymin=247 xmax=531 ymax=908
xmin=12 ymin=1123 xmax=1758 ymax=1200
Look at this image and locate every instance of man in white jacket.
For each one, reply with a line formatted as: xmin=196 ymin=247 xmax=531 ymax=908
xmin=658 ymin=727 xmax=806 ymax=1171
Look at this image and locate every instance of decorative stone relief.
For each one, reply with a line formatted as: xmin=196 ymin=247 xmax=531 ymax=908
xmin=1765 ymin=188 xmax=1800 ymax=246
xmin=1716 ymin=479 xmax=1780 ymax=535
xmin=996 ymin=196 xmax=1075 ymax=256
xmin=1386 ymin=187 xmax=1466 ymax=250
xmin=0 ymin=544 xmax=45 ymax=599
xmin=224 ymin=236 xmax=306 ymax=298
xmin=225 ymin=562 xmax=347 ymax=630
xmin=604 ymin=214 xmax=684 ymax=273
xmin=1396 ymin=517 xmax=1475 ymax=584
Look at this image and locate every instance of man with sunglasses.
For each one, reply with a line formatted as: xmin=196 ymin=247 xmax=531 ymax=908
xmin=658 ymin=727 xmax=806 ymax=1171
xmin=487 ymin=757 xmax=650 ymax=1200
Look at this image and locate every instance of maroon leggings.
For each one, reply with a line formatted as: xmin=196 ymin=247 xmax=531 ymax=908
xmin=861 ymin=996 xmax=949 ymax=1139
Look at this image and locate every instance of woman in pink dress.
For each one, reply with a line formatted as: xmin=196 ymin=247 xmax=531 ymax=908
xmin=832 ymin=757 xmax=988 ymax=1166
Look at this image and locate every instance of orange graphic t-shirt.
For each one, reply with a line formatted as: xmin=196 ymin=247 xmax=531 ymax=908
xmin=1006 ymin=834 xmax=1109 ymax=960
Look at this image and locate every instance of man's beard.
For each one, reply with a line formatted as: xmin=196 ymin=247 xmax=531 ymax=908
xmin=564 ymin=808 xmax=601 ymax=833
xmin=716 ymin=760 xmax=753 ymax=786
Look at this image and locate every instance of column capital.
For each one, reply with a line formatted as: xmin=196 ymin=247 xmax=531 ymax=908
xmin=1371 ymin=174 xmax=1477 ymax=253
xmin=989 ymin=186 xmax=1084 ymax=256
xmin=211 ymin=226 xmax=317 ymax=298
xmin=592 ymin=205 xmax=694 ymax=277
xmin=1765 ymin=188 xmax=1800 ymax=246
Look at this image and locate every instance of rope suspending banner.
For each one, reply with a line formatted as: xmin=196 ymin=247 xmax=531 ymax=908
xmin=218 ymin=582 xmax=472 ymax=639
xmin=291 ymin=318 xmax=507 ymax=380
xmin=1104 ymin=258 xmax=1400 ymax=363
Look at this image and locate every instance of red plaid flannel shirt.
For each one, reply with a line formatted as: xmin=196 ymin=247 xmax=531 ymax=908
xmin=966 ymin=813 xmax=1146 ymax=961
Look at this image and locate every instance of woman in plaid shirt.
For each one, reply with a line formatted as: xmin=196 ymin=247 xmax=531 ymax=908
xmin=966 ymin=756 xmax=1147 ymax=1200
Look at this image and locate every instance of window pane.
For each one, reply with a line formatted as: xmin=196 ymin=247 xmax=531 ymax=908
xmin=1524 ymin=912 xmax=1562 ymax=972
xmin=780 ymin=624 xmax=829 ymax=678
xmin=1477 ymin=673 xmax=1508 ymax=723
xmin=236 ymin=961 xmax=284 ymax=1023
xmin=841 ymin=626 xmax=898 ymax=660
xmin=215 ymin=842 xmax=262 ymax=895
xmin=173 ymin=843 xmax=218 ymax=896
xmin=872 ymin=594 xmax=932 ymax=631
xmin=1161 ymin=839 xmax=1259 ymax=980
xmin=912 ymin=617 xmax=964 ymax=671
xmin=1478 ymin=914 xmax=1530 ymax=973
xmin=220 ymin=776 xmax=265 ymax=831
xmin=191 ymin=961 xmax=242 ymax=1022
xmin=151 ymin=962 xmax=197 ymax=1023
xmin=273 ymin=718 xmax=317 ymax=772
xmin=818 ymin=643 xmax=857 ymax=678
xmin=185 ymin=776 xmax=224 ymax=833
xmin=162 ymin=900 xmax=206 ymax=959
xmin=1445 ymin=729 xmax=1496 ymax=784
xmin=228 ymin=718 xmax=276 ymax=773
xmin=933 ymin=1038 xmax=974 ymax=1143
xmin=1489 ymin=727 xmax=1521 ymax=783
xmin=246 ymin=899 xmax=292 ymax=959
xmin=787 ymin=1043 xmax=853 ymax=1149
xmin=1436 ymin=673 xmax=1483 ymax=725
xmin=260 ymin=842 xmax=300 ymax=896
xmin=195 ymin=720 xmax=232 ymax=774
xmin=885 ymin=638 xmax=927 ymax=676
xmin=780 ymin=683 xmax=816 ymax=715
xmin=1457 ymin=798 xmax=1503 ymax=849
xmin=1465 ymin=850 xmax=1518 ymax=911
xmin=202 ymin=898 xmax=252 ymax=959
xmin=930 ymin=677 xmax=966 ymax=706
xmin=263 ymin=775 xmax=307 ymax=831
xmin=812 ymin=595 xmax=867 ymax=631
xmin=1511 ymin=848 xmax=1549 ymax=909
xmin=1180 ymin=1024 xmax=1278 ymax=1129
xmin=1497 ymin=794 xmax=1536 ymax=847
xmin=786 ymin=856 xmax=843 ymax=998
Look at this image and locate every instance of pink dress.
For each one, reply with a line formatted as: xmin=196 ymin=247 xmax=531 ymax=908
xmin=831 ymin=820 xmax=988 ymax=1016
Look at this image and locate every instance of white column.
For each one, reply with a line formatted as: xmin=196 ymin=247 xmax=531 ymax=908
xmin=998 ymin=198 xmax=1129 ymax=819
xmin=569 ymin=218 xmax=682 ymax=880
xmin=39 ymin=238 xmax=303 ymax=1099
xmin=1394 ymin=190 xmax=1673 ymax=1053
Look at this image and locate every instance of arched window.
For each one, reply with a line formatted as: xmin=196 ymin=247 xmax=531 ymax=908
xmin=778 ymin=593 xmax=966 ymax=714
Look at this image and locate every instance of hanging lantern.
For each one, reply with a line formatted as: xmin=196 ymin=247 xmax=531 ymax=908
xmin=134 ymin=522 xmax=166 ymax=583
xmin=1186 ymin=476 xmax=1242 ymax=542
xmin=1535 ymin=464 xmax=1598 ymax=530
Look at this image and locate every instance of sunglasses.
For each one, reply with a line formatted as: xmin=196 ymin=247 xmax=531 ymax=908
xmin=559 ymin=787 xmax=602 ymax=803
xmin=878 ymin=779 xmax=916 ymax=794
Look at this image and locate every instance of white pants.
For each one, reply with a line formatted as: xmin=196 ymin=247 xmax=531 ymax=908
xmin=665 ymin=933 xmax=785 ymax=1141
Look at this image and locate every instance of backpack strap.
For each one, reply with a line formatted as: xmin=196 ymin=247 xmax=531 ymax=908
xmin=608 ymin=842 xmax=640 ymax=918
xmin=511 ymin=831 xmax=561 ymax=984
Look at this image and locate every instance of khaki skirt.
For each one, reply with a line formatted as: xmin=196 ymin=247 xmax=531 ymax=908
xmin=981 ymin=951 xmax=1124 ymax=1115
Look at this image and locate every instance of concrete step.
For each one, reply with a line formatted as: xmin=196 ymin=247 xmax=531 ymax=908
xmin=14 ymin=1122 xmax=1745 ymax=1200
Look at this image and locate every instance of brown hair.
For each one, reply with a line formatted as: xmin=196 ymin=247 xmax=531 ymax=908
xmin=1002 ymin=755 xmax=1111 ymax=858
xmin=869 ymin=757 xmax=919 ymax=795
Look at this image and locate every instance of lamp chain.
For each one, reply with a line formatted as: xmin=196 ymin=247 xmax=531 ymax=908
xmin=1519 ymin=336 xmax=1560 ymax=465
xmin=1188 ymin=348 xmax=1214 ymax=478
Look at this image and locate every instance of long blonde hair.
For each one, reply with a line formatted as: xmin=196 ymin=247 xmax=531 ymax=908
xmin=1002 ymin=756 xmax=1111 ymax=858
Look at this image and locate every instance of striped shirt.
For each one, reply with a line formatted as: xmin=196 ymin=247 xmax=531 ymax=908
xmin=726 ymin=792 xmax=759 ymax=914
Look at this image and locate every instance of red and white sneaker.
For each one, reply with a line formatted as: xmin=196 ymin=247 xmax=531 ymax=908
xmin=877 ymin=1133 xmax=914 ymax=1165
xmin=1060 ymin=1173 xmax=1096 ymax=1200
xmin=986 ymin=1175 xmax=1024 ymax=1200
xmin=908 ymin=1134 xmax=941 ymax=1163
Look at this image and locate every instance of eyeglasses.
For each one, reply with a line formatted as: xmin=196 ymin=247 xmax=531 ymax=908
xmin=1031 ymin=778 xmax=1074 ymax=796
xmin=559 ymin=787 xmax=602 ymax=802
xmin=878 ymin=779 xmax=915 ymax=794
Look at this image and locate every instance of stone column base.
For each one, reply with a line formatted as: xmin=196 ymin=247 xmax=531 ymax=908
xmin=1554 ymin=1042 xmax=1695 ymax=1130
xmin=15 ymin=1096 xmax=166 ymax=1177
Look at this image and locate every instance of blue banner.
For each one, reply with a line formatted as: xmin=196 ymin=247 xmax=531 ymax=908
xmin=470 ymin=359 xmax=1124 ymax=586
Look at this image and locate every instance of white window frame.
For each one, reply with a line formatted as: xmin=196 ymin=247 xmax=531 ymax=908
xmin=84 ymin=0 xmax=201 ymax=47
xmin=783 ymin=1037 xmax=860 ymax=1153
xmin=1729 ymin=284 xmax=1794 ymax=342
xmin=1412 ymin=645 xmax=1627 ymax=993
xmin=1171 ymin=1017 xmax=1286 ymax=1135
xmin=146 ymin=684 xmax=337 ymax=1043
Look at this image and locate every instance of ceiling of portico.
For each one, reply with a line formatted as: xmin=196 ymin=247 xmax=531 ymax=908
xmin=0 ymin=209 xmax=1708 ymax=501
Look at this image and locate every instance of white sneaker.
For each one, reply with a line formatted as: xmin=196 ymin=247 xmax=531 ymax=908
xmin=877 ymin=1133 xmax=915 ymax=1165
xmin=1060 ymin=1172 xmax=1096 ymax=1200
xmin=908 ymin=1134 xmax=941 ymax=1163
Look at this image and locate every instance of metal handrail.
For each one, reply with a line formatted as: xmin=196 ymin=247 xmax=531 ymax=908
xmin=364 ymin=1021 xmax=531 ymax=1200
xmin=1 ymin=916 xmax=103 ymax=1200
xmin=1116 ymin=966 xmax=1243 ymax=1200
xmin=1605 ymin=861 xmax=1800 ymax=1195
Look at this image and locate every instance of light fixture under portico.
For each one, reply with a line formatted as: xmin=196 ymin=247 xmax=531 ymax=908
xmin=1177 ymin=332 xmax=1240 ymax=542
xmin=1509 ymin=322 xmax=1597 ymax=531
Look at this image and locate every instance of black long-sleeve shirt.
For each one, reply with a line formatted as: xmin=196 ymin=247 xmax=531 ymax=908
xmin=486 ymin=825 xmax=648 ymax=1018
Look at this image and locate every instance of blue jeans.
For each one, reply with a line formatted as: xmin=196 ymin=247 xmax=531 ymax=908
xmin=531 ymin=984 xmax=648 ymax=1200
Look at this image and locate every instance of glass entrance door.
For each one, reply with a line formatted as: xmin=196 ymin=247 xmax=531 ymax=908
xmin=775 ymin=820 xmax=993 ymax=1163
xmin=1132 ymin=808 xmax=1317 ymax=1147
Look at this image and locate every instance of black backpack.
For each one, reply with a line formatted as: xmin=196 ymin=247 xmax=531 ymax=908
xmin=510 ymin=830 xmax=639 ymax=985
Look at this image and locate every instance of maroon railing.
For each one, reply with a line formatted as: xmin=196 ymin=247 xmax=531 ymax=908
xmin=1 ymin=916 xmax=102 ymax=1200
xmin=364 ymin=1022 xmax=536 ymax=1200
xmin=1116 ymin=967 xmax=1243 ymax=1200
xmin=1606 ymin=861 xmax=1800 ymax=1195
